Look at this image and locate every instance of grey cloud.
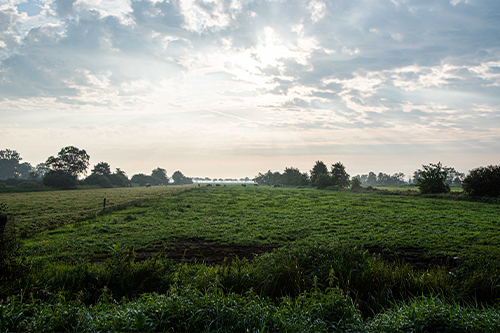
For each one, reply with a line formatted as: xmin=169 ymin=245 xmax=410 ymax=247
xmin=54 ymin=0 xmax=77 ymax=17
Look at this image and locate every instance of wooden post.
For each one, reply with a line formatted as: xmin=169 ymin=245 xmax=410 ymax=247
xmin=103 ymin=198 xmax=106 ymax=210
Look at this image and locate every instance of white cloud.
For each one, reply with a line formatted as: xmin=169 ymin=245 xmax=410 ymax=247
xmin=1 ymin=0 xmax=500 ymax=176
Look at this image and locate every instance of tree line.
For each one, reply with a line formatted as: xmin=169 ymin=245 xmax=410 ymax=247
xmin=1 ymin=147 xmax=499 ymax=197
xmin=254 ymin=160 xmax=499 ymax=197
xmin=0 ymin=146 xmax=193 ymax=190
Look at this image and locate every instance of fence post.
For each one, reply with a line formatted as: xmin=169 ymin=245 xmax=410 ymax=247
xmin=103 ymin=198 xmax=106 ymax=210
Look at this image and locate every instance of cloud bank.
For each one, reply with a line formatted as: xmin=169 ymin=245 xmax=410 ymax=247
xmin=1 ymin=0 xmax=499 ymax=176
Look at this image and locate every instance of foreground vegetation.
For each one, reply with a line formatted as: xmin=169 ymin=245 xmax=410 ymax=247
xmin=1 ymin=186 xmax=500 ymax=331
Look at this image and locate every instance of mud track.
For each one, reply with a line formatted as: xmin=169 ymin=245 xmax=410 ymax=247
xmin=135 ymin=238 xmax=278 ymax=264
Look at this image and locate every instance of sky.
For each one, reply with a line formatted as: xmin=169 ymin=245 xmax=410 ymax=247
xmin=1 ymin=0 xmax=499 ymax=180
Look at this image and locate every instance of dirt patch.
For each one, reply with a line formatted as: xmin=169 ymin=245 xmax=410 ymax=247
xmin=135 ymin=238 xmax=278 ymax=264
xmin=365 ymin=246 xmax=459 ymax=270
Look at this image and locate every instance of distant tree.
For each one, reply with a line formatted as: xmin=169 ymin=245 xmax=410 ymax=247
xmin=43 ymin=170 xmax=78 ymax=189
xmin=16 ymin=162 xmax=33 ymax=179
xmin=45 ymin=146 xmax=90 ymax=177
xmin=84 ymin=174 xmax=112 ymax=188
xmin=131 ymin=173 xmax=151 ymax=186
xmin=0 ymin=149 xmax=22 ymax=179
xmin=172 ymin=171 xmax=192 ymax=185
xmin=107 ymin=168 xmax=130 ymax=187
xmin=282 ymin=167 xmax=309 ymax=186
xmin=351 ymin=177 xmax=362 ymax=190
xmin=315 ymin=173 xmax=334 ymax=189
xmin=91 ymin=162 xmax=111 ymax=176
xmin=151 ymin=167 xmax=168 ymax=184
xmin=462 ymin=165 xmax=500 ymax=197
xmin=310 ymin=161 xmax=329 ymax=186
xmin=416 ymin=162 xmax=450 ymax=194
xmin=30 ymin=163 xmax=50 ymax=179
xmin=444 ymin=167 xmax=465 ymax=186
xmin=366 ymin=172 xmax=377 ymax=186
xmin=115 ymin=168 xmax=127 ymax=177
xmin=254 ymin=170 xmax=283 ymax=186
xmin=330 ymin=162 xmax=350 ymax=189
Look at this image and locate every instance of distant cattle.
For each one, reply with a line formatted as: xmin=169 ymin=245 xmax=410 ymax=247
xmin=216 ymin=184 xmax=221 ymax=187
xmin=146 ymin=183 xmax=152 ymax=188
xmin=207 ymin=184 xmax=212 ymax=187
xmin=241 ymin=184 xmax=246 ymax=187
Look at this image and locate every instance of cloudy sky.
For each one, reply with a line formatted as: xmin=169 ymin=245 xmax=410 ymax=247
xmin=1 ymin=0 xmax=499 ymax=179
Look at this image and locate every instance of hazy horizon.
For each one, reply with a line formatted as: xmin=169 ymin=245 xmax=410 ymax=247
xmin=1 ymin=0 xmax=499 ymax=179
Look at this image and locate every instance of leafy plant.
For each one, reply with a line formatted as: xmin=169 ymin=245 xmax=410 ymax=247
xmin=416 ymin=162 xmax=451 ymax=194
xmin=462 ymin=164 xmax=500 ymax=197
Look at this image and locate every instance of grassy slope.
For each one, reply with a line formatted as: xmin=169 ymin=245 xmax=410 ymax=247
xmin=1 ymin=185 xmax=194 ymax=235
xmin=22 ymin=186 xmax=500 ymax=262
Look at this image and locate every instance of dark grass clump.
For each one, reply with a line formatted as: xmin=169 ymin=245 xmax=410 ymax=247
xmin=251 ymin=245 xmax=454 ymax=316
xmin=32 ymin=245 xmax=176 ymax=303
xmin=367 ymin=296 xmax=500 ymax=333
xmin=0 ymin=287 xmax=361 ymax=332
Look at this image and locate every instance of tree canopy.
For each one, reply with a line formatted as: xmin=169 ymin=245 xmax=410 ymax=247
xmin=91 ymin=162 xmax=111 ymax=176
xmin=416 ymin=162 xmax=450 ymax=194
xmin=0 ymin=149 xmax=22 ymax=179
xmin=310 ymin=161 xmax=328 ymax=186
xmin=151 ymin=167 xmax=168 ymax=184
xmin=45 ymin=146 xmax=90 ymax=177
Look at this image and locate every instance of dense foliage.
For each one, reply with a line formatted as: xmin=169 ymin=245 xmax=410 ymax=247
xmin=416 ymin=162 xmax=451 ymax=194
xmin=462 ymin=165 xmax=500 ymax=197
xmin=45 ymin=146 xmax=90 ymax=177
xmin=42 ymin=170 xmax=79 ymax=189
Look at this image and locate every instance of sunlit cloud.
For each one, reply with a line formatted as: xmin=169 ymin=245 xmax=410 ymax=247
xmin=1 ymin=0 xmax=499 ymax=177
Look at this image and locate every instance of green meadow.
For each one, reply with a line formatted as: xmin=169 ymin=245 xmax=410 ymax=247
xmin=2 ymin=186 xmax=500 ymax=332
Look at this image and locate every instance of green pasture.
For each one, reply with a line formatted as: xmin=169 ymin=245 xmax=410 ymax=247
xmin=21 ymin=186 xmax=500 ymax=263
xmin=1 ymin=185 xmax=195 ymax=235
xmin=3 ymin=186 xmax=500 ymax=332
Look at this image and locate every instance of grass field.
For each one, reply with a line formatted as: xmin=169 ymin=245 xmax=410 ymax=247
xmin=2 ymin=185 xmax=500 ymax=332
xmin=21 ymin=186 xmax=500 ymax=263
xmin=0 ymin=185 xmax=195 ymax=236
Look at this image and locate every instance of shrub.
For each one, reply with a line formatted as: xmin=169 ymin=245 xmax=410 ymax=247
xmin=315 ymin=174 xmax=333 ymax=189
xmin=84 ymin=174 xmax=113 ymax=188
xmin=351 ymin=177 xmax=362 ymax=191
xmin=462 ymin=165 xmax=500 ymax=197
xmin=43 ymin=170 xmax=78 ymax=189
xmin=416 ymin=162 xmax=450 ymax=194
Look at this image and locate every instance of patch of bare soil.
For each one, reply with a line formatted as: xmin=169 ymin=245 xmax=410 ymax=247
xmin=365 ymin=246 xmax=459 ymax=270
xmin=135 ymin=238 xmax=278 ymax=264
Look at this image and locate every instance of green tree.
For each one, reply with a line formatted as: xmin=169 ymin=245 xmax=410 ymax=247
xmin=330 ymin=162 xmax=350 ymax=189
xmin=30 ymin=163 xmax=50 ymax=179
xmin=351 ymin=177 xmax=362 ymax=190
xmin=45 ymin=146 xmax=90 ymax=177
xmin=0 ymin=149 xmax=22 ymax=179
xmin=83 ymin=174 xmax=112 ymax=188
xmin=16 ymin=162 xmax=33 ymax=179
xmin=416 ymin=162 xmax=450 ymax=194
xmin=366 ymin=172 xmax=376 ymax=186
xmin=109 ymin=168 xmax=130 ymax=187
xmin=43 ymin=170 xmax=78 ymax=189
xmin=151 ymin=167 xmax=168 ymax=184
xmin=462 ymin=165 xmax=500 ymax=197
xmin=310 ymin=161 xmax=328 ymax=186
xmin=131 ymin=173 xmax=151 ymax=186
xmin=282 ymin=167 xmax=309 ymax=186
xmin=91 ymin=162 xmax=111 ymax=176
xmin=172 ymin=170 xmax=192 ymax=185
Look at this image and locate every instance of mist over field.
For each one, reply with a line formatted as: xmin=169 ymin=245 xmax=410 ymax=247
xmin=1 ymin=0 xmax=499 ymax=177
